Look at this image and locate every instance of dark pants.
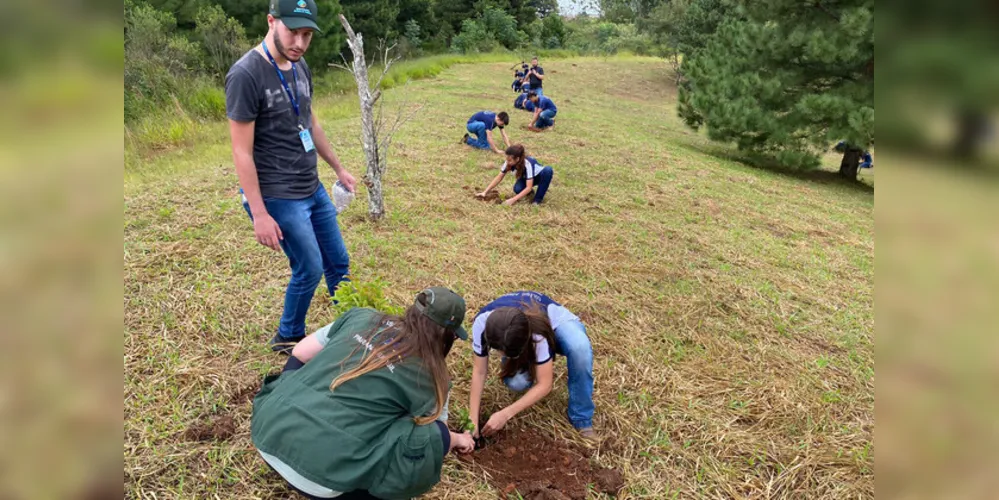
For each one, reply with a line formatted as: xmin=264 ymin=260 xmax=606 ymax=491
xmin=513 ymin=166 xmax=554 ymax=204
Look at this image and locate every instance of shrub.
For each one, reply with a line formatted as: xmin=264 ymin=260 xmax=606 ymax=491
xmin=539 ymin=14 xmax=568 ymax=49
xmin=480 ymin=8 xmax=523 ymax=50
xmin=331 ymin=280 xmax=405 ymax=316
xmin=402 ymin=19 xmax=423 ymax=57
xmin=195 ymin=4 xmax=249 ymax=81
xmin=564 ymin=19 xmax=652 ymax=56
xmin=182 ymin=82 xmax=227 ymax=120
xmin=125 ymin=0 xmax=202 ymax=121
xmin=452 ymin=19 xmax=496 ymax=54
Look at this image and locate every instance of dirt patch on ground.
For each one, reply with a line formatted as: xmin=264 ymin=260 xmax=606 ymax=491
xmin=692 ymin=198 xmax=721 ymax=217
xmin=458 ymin=426 xmax=624 ymax=499
xmin=475 ymin=189 xmax=502 ymax=204
xmin=231 ymin=380 xmax=260 ymax=406
xmin=183 ymin=415 xmax=236 ymax=442
xmin=593 ymin=468 xmax=625 ymax=495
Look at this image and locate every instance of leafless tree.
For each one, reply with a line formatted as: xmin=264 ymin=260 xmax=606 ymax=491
xmin=331 ymin=14 xmax=422 ymax=220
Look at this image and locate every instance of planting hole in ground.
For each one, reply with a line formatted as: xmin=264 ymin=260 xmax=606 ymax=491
xmin=183 ymin=415 xmax=236 ymax=442
xmin=457 ymin=425 xmax=624 ymax=499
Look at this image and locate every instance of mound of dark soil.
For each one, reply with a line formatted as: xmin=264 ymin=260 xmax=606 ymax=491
xmin=458 ymin=426 xmax=624 ymax=499
xmin=475 ymin=189 xmax=502 ymax=203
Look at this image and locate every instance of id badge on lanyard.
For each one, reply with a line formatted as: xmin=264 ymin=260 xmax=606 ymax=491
xmin=263 ymin=41 xmax=314 ymax=153
xmin=299 ymin=126 xmax=315 ymax=153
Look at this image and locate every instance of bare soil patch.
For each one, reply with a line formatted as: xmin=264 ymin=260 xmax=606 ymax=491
xmin=458 ymin=426 xmax=623 ymax=499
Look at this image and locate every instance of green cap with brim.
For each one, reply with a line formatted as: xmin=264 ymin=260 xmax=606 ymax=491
xmin=270 ymin=0 xmax=323 ymax=33
xmin=414 ymin=287 xmax=469 ymax=340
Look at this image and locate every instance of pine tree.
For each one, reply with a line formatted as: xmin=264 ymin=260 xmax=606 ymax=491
xmin=679 ymin=0 xmax=873 ymax=177
xmin=340 ymin=0 xmax=402 ymax=44
xmin=435 ymin=0 xmax=478 ymax=35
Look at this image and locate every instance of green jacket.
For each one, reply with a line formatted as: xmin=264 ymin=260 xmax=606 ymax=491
xmin=251 ymin=308 xmax=445 ymax=500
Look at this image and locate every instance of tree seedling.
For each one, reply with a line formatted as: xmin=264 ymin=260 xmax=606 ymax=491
xmin=452 ymin=406 xmax=476 ymax=433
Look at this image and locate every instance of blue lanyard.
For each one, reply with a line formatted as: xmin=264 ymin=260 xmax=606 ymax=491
xmin=261 ymin=41 xmax=301 ymax=121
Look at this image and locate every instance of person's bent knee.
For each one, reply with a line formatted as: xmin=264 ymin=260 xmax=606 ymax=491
xmin=295 ymin=260 xmax=325 ymax=287
xmin=569 ymin=346 xmax=594 ymax=366
xmin=503 ymin=376 xmax=533 ymax=393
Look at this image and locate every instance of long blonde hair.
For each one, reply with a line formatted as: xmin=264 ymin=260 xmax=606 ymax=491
xmin=330 ymin=293 xmax=455 ymax=425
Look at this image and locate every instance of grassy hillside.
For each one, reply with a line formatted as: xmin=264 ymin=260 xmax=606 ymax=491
xmin=124 ymin=56 xmax=874 ymax=498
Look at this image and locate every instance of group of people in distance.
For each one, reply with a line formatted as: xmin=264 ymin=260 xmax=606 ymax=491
xmin=462 ymin=56 xmax=559 ymax=206
xmin=224 ymin=2 xmax=595 ymax=497
xmin=511 ymin=58 xmax=558 ymax=132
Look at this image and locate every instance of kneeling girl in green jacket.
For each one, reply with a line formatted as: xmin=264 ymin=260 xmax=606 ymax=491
xmin=251 ymin=287 xmax=475 ymax=500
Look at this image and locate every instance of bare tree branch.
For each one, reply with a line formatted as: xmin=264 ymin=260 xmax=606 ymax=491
xmin=373 ymin=40 xmax=400 ymax=92
xmin=335 ymin=14 xmax=417 ymax=221
xmin=374 ymin=94 xmax=387 ymax=138
xmin=329 ymin=53 xmax=353 ymax=72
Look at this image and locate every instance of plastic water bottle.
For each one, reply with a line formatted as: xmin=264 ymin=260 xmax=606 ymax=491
xmin=332 ymin=181 xmax=354 ymax=214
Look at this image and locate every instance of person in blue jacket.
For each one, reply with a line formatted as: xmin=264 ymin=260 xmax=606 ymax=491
xmin=513 ymin=84 xmax=535 ymax=112
xmin=835 ymin=141 xmax=874 ymax=169
xmin=527 ymin=92 xmax=557 ymax=131
xmin=463 ymin=110 xmax=510 ymax=155
xmin=859 ymin=150 xmax=873 ymax=169
xmin=512 ymin=69 xmax=525 ymax=92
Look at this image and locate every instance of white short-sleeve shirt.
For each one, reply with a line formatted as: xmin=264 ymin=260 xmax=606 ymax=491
xmin=501 ymin=156 xmax=543 ymax=180
xmin=471 ymin=311 xmax=553 ymax=364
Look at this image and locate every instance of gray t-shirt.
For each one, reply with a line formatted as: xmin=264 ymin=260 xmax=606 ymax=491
xmin=225 ymin=48 xmax=319 ymax=199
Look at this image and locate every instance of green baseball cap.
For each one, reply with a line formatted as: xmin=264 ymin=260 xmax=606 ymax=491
xmin=270 ymin=0 xmax=322 ymax=32
xmin=414 ymin=287 xmax=468 ymax=340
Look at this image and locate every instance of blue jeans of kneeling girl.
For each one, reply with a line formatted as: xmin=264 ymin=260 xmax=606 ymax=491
xmin=502 ymin=320 xmax=595 ymax=430
xmin=512 ymin=166 xmax=554 ymax=204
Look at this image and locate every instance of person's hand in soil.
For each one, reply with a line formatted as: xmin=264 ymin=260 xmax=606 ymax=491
xmin=451 ymin=431 xmax=475 ymax=454
xmin=482 ymin=409 xmax=512 ymax=436
xmin=502 ymin=198 xmax=518 ymax=206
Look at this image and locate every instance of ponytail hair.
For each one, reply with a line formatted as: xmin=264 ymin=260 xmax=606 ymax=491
xmin=504 ymin=144 xmax=527 ymax=180
xmin=329 ymin=293 xmax=454 ymax=425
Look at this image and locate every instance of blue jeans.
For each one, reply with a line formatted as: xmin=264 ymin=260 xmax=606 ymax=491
xmin=536 ymin=109 xmax=556 ymax=129
xmin=502 ymin=320 xmax=594 ymax=429
xmin=532 ymin=87 xmax=544 ymax=97
xmin=242 ymin=183 xmax=350 ymax=339
xmin=512 ymin=166 xmax=554 ymax=204
xmin=466 ymin=121 xmax=490 ymax=150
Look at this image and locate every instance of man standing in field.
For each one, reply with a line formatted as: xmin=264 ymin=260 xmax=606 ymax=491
xmin=225 ymin=0 xmax=357 ymax=354
xmin=525 ymin=56 xmax=546 ymax=96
